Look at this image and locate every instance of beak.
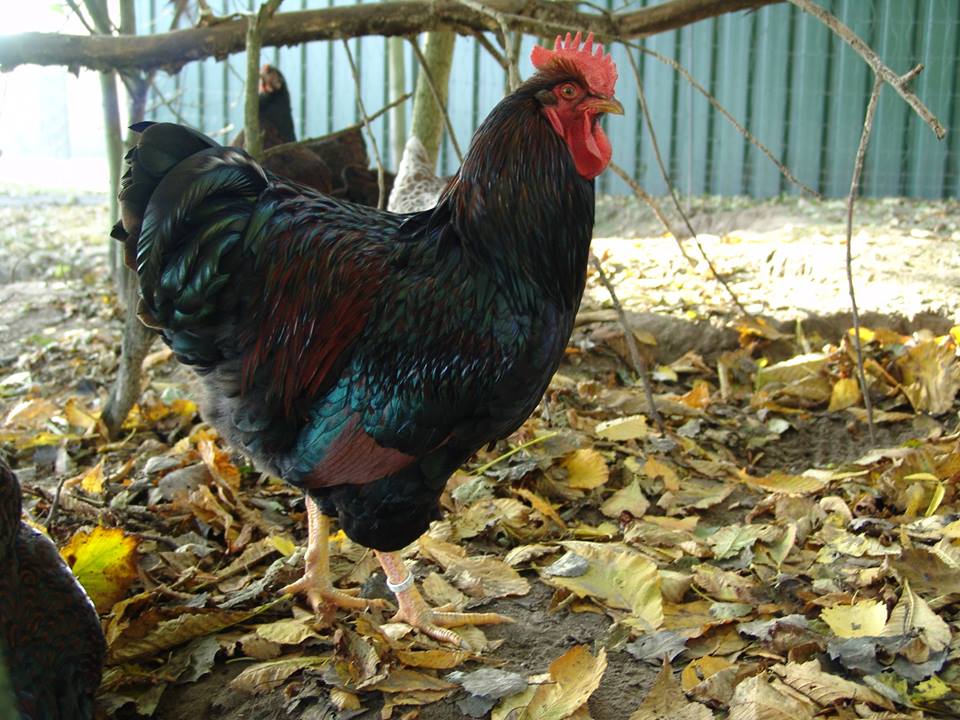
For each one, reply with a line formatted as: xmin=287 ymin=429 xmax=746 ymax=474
xmin=591 ymin=97 xmax=625 ymax=116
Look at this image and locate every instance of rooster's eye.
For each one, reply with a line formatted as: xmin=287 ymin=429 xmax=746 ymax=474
xmin=560 ymin=84 xmax=577 ymax=99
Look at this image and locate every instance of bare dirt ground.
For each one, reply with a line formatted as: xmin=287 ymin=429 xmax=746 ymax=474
xmin=1 ymin=190 xmax=958 ymax=720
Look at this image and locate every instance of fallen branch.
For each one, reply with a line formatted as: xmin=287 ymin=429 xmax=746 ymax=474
xmin=845 ymin=74 xmax=885 ymax=443
xmin=788 ymin=0 xmax=945 ymax=139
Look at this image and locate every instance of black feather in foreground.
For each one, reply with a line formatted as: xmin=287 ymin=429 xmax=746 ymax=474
xmin=0 ymin=460 xmax=105 ymax=719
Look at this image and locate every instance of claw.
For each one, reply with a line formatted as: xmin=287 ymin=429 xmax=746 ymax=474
xmin=282 ymin=573 xmax=389 ymax=612
xmin=376 ymin=550 xmax=512 ymax=649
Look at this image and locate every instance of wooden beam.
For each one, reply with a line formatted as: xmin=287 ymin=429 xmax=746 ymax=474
xmin=0 ymin=0 xmax=780 ymax=74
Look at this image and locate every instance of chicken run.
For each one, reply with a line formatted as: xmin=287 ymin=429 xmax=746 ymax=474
xmin=1 ymin=21 xmax=960 ymax=720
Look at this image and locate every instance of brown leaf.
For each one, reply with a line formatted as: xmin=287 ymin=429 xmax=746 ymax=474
xmin=520 ymin=646 xmax=607 ymax=720
xmin=630 ymin=658 xmax=712 ymax=720
xmin=230 ymin=656 xmax=327 ymax=695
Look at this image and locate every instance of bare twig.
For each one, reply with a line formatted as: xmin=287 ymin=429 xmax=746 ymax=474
xmin=590 ymin=254 xmax=665 ymax=433
xmin=65 ymin=0 xmax=98 ymax=35
xmin=473 ymin=31 xmax=507 ymax=69
xmin=408 ymin=36 xmax=464 ymax=163
xmin=607 ymin=162 xmax=696 ymax=266
xmin=341 ymin=39 xmax=387 ymax=209
xmin=625 ymin=40 xmax=820 ymax=199
xmin=622 ymin=47 xmax=752 ymax=316
xmin=45 ymin=476 xmax=69 ymax=529
xmin=788 ymin=0 xmax=945 ymax=139
xmin=845 ymin=75 xmax=883 ymax=443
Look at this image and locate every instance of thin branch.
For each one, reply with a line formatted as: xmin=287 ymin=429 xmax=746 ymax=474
xmin=341 ymin=39 xmax=387 ymax=209
xmin=623 ymin=47 xmax=752 ymax=316
xmin=473 ymin=31 xmax=507 ymax=69
xmin=408 ymin=36 xmax=464 ymax=164
xmin=590 ymin=254 xmax=665 ymax=433
xmin=845 ymin=74 xmax=883 ymax=444
xmin=788 ymin=0 xmax=945 ymax=140
xmin=625 ymin=40 xmax=820 ymax=199
xmin=65 ymin=0 xmax=98 ymax=36
xmin=0 ymin=0 xmax=782 ymax=73
xmin=607 ymin=161 xmax=696 ymax=266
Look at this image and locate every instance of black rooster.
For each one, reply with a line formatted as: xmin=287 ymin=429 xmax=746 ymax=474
xmin=112 ymin=32 xmax=621 ymax=644
xmin=0 ymin=459 xmax=105 ymax=719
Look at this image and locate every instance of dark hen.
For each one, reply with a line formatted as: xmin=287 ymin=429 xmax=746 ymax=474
xmin=0 ymin=459 xmax=105 ymax=719
xmin=112 ymin=32 xmax=621 ymax=645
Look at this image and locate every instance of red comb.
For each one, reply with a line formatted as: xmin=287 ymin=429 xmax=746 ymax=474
xmin=530 ymin=31 xmax=617 ymax=97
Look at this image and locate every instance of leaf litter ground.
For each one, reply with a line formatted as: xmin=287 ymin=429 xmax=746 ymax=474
xmin=1 ymin=192 xmax=960 ymax=719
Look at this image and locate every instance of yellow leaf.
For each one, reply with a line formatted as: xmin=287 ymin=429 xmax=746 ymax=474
xmin=643 ymin=456 xmax=679 ymax=490
xmin=64 ymin=398 xmax=99 ymax=432
xmin=60 ymin=526 xmax=138 ymax=614
xmin=370 ymin=668 xmax=458 ymax=693
xmin=680 ymin=656 xmax=733 ymax=693
xmin=738 ymin=469 xmax=825 ymax=495
xmin=394 ymin=649 xmax=471 ymax=670
xmin=269 ymin=534 xmax=297 ymax=557
xmin=595 ymin=415 xmax=648 ymax=441
xmin=820 ymin=600 xmax=887 ymax=638
xmin=520 ymin=646 xmax=607 ymax=720
xmin=79 ymin=460 xmax=106 ymax=495
xmin=827 ymin=378 xmax=860 ymax=412
xmin=564 ymin=449 xmax=609 ymax=490
xmin=542 ymin=542 xmax=662 ymax=629
xmin=755 ymin=353 xmax=828 ymax=389
xmin=678 ymin=381 xmax=711 ymax=410
xmin=600 ymin=479 xmax=649 ymax=518
xmin=330 ymin=688 xmax=362 ymax=711
xmin=254 ymin=617 xmax=322 ymax=645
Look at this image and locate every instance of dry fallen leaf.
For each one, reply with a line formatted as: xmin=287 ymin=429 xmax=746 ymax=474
xmin=519 ymin=645 xmax=607 ymax=720
xmin=631 ymin=658 xmax=712 ymax=720
xmin=820 ymin=600 xmax=887 ymax=638
xmin=595 ymin=415 xmax=648 ymax=441
xmin=600 ymin=479 xmax=649 ymax=518
xmin=60 ymin=525 xmax=138 ymax=614
xmin=230 ymin=656 xmax=328 ymax=695
xmin=541 ymin=541 xmax=662 ymax=629
xmin=563 ymin=448 xmax=609 ymax=490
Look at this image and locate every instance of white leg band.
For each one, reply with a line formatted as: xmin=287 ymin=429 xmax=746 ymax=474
xmin=386 ymin=569 xmax=415 ymax=594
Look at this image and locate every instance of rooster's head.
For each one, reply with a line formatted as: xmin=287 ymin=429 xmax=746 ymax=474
xmin=530 ymin=32 xmax=622 ymax=180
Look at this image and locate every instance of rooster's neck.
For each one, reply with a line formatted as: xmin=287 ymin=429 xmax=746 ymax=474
xmin=440 ymin=92 xmax=596 ymax=311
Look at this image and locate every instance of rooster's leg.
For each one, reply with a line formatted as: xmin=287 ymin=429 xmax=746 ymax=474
xmin=375 ymin=550 xmax=512 ymax=648
xmin=282 ymin=495 xmax=388 ymax=611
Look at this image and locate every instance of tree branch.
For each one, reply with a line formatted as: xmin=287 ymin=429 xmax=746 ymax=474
xmin=845 ymin=74 xmax=884 ymax=443
xmin=0 ymin=0 xmax=780 ymax=73
xmin=788 ymin=0 xmax=945 ymax=139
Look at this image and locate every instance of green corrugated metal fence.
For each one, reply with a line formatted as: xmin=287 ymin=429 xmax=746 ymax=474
xmin=143 ymin=0 xmax=959 ymax=198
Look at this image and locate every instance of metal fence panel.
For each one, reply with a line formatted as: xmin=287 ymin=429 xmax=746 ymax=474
xmin=141 ymin=0 xmax=960 ymax=198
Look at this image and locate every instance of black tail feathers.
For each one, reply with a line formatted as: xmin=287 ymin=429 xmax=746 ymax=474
xmin=112 ymin=122 xmax=220 ymax=269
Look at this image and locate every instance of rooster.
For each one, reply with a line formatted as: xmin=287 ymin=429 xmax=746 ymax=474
xmin=0 ymin=459 xmax=105 ymax=719
xmin=112 ymin=32 xmax=621 ymax=645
